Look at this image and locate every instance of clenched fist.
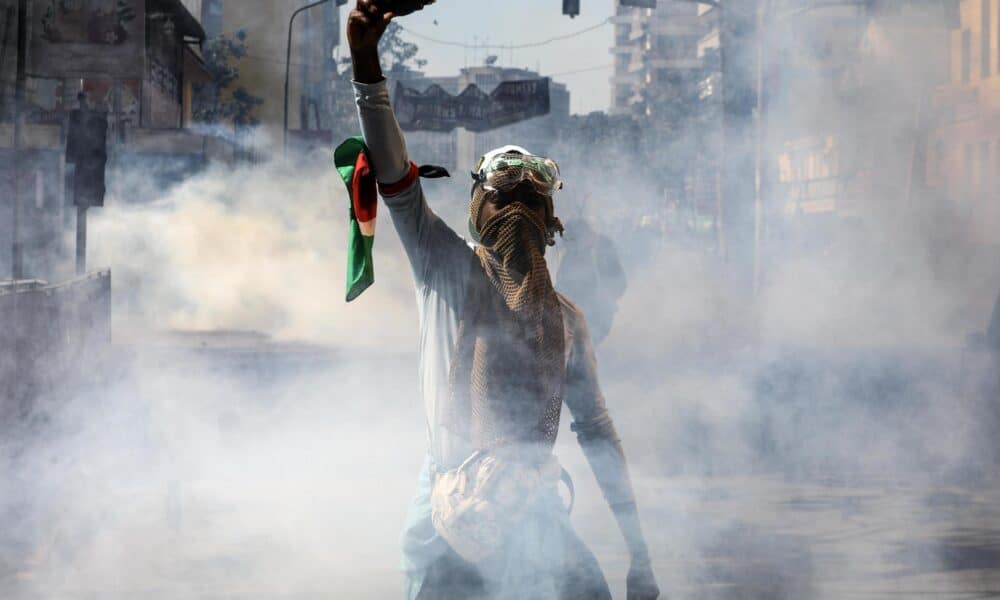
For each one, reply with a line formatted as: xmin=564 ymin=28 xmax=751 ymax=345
xmin=378 ymin=0 xmax=436 ymax=17
xmin=348 ymin=0 xmax=435 ymax=53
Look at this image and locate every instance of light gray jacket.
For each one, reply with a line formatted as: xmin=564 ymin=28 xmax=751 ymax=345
xmin=354 ymin=79 xmax=636 ymax=508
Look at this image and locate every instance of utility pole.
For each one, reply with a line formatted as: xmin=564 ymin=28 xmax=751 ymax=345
xmin=12 ymin=0 xmax=26 ymax=281
xmin=719 ymin=0 xmax=759 ymax=292
xmin=76 ymin=205 xmax=87 ymax=275
xmin=284 ymin=0 xmax=333 ymax=156
xmin=753 ymin=0 xmax=768 ymax=296
xmin=66 ymin=92 xmax=108 ymax=276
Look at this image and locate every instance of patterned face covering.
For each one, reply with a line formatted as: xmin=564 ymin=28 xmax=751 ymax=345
xmin=446 ymin=189 xmax=566 ymax=453
xmin=469 ymin=183 xmax=564 ymax=247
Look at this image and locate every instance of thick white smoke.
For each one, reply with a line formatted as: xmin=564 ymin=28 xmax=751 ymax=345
xmin=4 ymin=2 xmax=1000 ymax=598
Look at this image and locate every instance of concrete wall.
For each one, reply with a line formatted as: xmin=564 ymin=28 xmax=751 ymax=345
xmin=0 ymin=271 xmax=111 ymax=424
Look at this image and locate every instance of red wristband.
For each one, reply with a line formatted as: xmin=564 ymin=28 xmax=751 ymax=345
xmin=378 ymin=162 xmax=419 ymax=197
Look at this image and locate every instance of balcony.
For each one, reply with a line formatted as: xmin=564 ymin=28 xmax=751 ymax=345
xmin=645 ymin=57 xmax=703 ymax=70
xmin=649 ymin=15 xmax=704 ymax=35
xmin=0 ymin=120 xmax=233 ymax=164
xmin=931 ymin=84 xmax=980 ymax=124
xmin=126 ymin=128 xmax=232 ymax=162
xmin=611 ymin=72 xmax=641 ymax=85
xmin=0 ymin=124 xmax=63 ymax=150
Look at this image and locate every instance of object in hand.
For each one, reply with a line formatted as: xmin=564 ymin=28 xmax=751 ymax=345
xmin=375 ymin=0 xmax=435 ymax=16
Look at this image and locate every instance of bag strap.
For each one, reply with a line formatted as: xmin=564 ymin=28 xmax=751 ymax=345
xmin=560 ymin=467 xmax=575 ymax=515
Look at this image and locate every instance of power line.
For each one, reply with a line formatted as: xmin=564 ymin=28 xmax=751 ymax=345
xmin=548 ymin=63 xmax=614 ymax=77
xmin=396 ymin=17 xmax=611 ymax=50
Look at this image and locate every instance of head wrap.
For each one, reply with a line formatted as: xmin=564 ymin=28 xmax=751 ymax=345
xmin=446 ymin=188 xmax=567 ymax=452
xmin=468 ymin=183 xmax=564 ymax=247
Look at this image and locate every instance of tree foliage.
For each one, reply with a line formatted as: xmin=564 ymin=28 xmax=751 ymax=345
xmin=327 ymin=22 xmax=427 ymax=136
xmin=193 ymin=30 xmax=265 ymax=128
xmin=381 ymin=21 xmax=427 ymax=73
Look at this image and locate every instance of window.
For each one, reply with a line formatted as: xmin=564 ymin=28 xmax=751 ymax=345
xmin=963 ymin=30 xmax=972 ymax=82
xmin=983 ymin=0 xmax=991 ymax=77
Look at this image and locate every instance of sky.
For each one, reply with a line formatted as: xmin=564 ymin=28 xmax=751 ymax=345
xmin=336 ymin=0 xmax=617 ymax=115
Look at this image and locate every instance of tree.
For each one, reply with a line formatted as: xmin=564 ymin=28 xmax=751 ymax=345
xmin=193 ymin=30 xmax=265 ymax=128
xmin=327 ymin=22 xmax=427 ymax=136
xmin=379 ymin=21 xmax=427 ymax=74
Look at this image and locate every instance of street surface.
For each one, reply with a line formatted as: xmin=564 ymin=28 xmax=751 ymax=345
xmin=2 ymin=343 xmax=999 ymax=599
xmin=6 ymin=471 xmax=1000 ymax=599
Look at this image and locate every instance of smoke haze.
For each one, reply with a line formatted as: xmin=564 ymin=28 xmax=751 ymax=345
xmin=5 ymin=2 xmax=1000 ymax=599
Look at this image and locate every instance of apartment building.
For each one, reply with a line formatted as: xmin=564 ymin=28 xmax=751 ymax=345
xmin=610 ymin=0 xmax=703 ymax=116
xmin=391 ymin=65 xmax=571 ymax=174
xmin=769 ymin=1 xmax=952 ymax=223
xmin=928 ymin=0 xmax=1000 ymax=240
xmin=0 ymin=0 xmax=228 ymax=280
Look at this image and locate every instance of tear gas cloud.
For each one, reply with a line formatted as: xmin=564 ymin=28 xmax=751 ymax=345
xmin=4 ymin=3 xmax=1000 ymax=598
xmin=90 ymin=144 xmax=418 ymax=349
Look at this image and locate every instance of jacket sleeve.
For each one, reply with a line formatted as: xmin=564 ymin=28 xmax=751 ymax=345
xmin=563 ymin=313 xmax=637 ymax=509
xmin=353 ymin=79 xmax=472 ymax=298
xmin=563 ymin=307 xmax=651 ymax=560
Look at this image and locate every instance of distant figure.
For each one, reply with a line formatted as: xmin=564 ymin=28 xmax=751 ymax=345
xmin=556 ymin=218 xmax=627 ymax=345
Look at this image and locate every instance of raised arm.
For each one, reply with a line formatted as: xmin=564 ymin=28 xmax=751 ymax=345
xmin=349 ymin=0 xmax=410 ymax=184
xmin=347 ymin=0 xmax=470 ymax=294
xmin=563 ymin=304 xmax=660 ymax=600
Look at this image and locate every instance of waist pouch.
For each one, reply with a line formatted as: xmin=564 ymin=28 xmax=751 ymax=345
xmin=430 ymin=450 xmax=561 ymax=563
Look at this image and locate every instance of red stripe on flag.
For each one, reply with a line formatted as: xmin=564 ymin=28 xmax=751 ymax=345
xmin=352 ymin=152 xmax=378 ymax=224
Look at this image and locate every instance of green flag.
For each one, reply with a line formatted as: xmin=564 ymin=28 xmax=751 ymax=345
xmin=335 ymin=136 xmax=378 ymax=302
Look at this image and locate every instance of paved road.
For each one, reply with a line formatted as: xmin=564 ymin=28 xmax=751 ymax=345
xmin=597 ymin=476 xmax=1000 ymax=599
xmin=3 ymin=346 xmax=1000 ymax=598
xmin=5 ymin=471 xmax=1000 ymax=599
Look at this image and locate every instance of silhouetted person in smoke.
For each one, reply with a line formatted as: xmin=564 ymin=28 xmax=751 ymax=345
xmin=556 ymin=218 xmax=627 ymax=345
xmin=348 ymin=2 xmax=659 ymax=598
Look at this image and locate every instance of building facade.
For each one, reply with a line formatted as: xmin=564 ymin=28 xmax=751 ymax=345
xmin=610 ymin=0 xmax=704 ymax=117
xmin=767 ymin=1 xmax=953 ymax=227
xmin=390 ymin=65 xmax=571 ymax=175
xmin=0 ymin=0 xmax=225 ymax=281
xmin=209 ymin=0 xmax=342 ymax=139
xmin=928 ymin=0 xmax=1000 ymax=242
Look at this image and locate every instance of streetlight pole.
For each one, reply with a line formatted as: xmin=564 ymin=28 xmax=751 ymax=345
xmin=11 ymin=0 xmax=26 ymax=281
xmin=752 ymin=0 xmax=767 ymax=296
xmin=284 ymin=0 xmax=333 ymax=156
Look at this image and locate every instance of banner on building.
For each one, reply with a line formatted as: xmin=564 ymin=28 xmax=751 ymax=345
xmin=620 ymin=0 xmax=657 ymax=7
xmin=393 ymin=78 xmax=551 ymax=132
xmin=29 ymin=0 xmax=145 ymax=78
